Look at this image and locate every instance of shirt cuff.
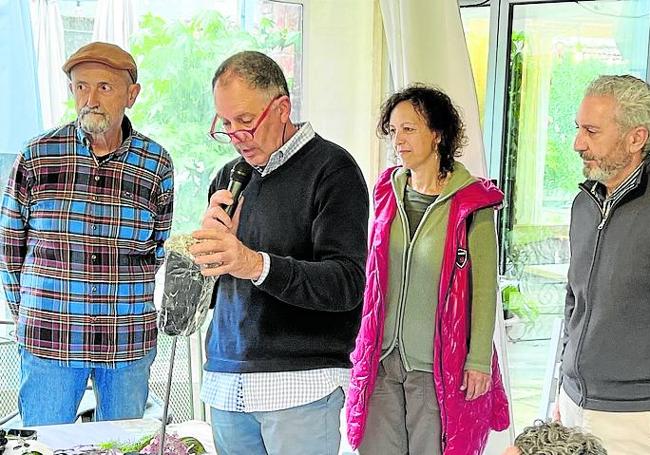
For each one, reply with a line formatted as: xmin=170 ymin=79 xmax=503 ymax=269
xmin=251 ymin=252 xmax=270 ymax=286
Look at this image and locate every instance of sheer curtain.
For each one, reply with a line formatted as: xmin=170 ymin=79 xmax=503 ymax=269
xmin=379 ymin=0 xmax=515 ymax=451
xmin=379 ymin=0 xmax=487 ymax=179
xmin=92 ymin=0 xmax=136 ymax=51
xmin=29 ymin=0 xmax=68 ymax=129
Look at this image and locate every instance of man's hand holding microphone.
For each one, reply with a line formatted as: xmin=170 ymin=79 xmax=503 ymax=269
xmin=189 ymin=160 xmax=264 ymax=281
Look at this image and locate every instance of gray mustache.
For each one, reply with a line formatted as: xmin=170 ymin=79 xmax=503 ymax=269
xmin=80 ymin=108 xmax=105 ymax=117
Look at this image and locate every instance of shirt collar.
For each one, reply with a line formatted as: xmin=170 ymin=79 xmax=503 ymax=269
xmin=254 ymin=122 xmax=315 ymax=177
xmin=75 ymin=116 xmax=134 ymax=156
xmin=590 ymin=159 xmax=647 ymax=204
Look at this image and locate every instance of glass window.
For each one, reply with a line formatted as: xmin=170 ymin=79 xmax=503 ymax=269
xmin=500 ymin=0 xmax=649 ymax=431
xmin=0 ymin=0 xmax=303 ymax=316
xmin=55 ymin=0 xmax=303 ymax=234
xmin=127 ymin=1 xmax=302 ymax=234
xmin=59 ymin=0 xmax=96 ymax=58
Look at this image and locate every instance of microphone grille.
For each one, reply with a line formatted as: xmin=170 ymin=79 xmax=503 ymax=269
xmin=230 ymin=159 xmax=254 ymax=184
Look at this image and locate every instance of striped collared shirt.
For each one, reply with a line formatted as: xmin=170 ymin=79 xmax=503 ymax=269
xmin=252 ymin=121 xmax=316 ymax=177
xmin=589 ymin=160 xmax=646 ymax=226
xmin=201 ymin=122 xmax=350 ymax=412
xmin=0 ymin=118 xmax=174 ymax=367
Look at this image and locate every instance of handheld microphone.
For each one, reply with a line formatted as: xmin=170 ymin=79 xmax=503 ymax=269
xmin=222 ymin=159 xmax=253 ymax=217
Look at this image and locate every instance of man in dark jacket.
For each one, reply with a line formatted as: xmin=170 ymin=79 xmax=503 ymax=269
xmin=189 ymin=51 xmax=369 ymax=454
xmin=557 ymin=74 xmax=650 ymax=454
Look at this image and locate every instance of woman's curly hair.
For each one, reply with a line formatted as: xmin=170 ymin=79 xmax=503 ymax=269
xmin=377 ymin=84 xmax=467 ymax=179
xmin=515 ymin=421 xmax=607 ymax=455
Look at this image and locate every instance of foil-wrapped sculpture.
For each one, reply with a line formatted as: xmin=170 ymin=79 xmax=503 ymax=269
xmin=154 ymin=234 xmax=216 ymax=455
xmin=157 ymin=234 xmax=216 ymax=337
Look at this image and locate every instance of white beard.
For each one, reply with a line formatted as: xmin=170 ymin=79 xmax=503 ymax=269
xmin=79 ymin=109 xmax=111 ymax=134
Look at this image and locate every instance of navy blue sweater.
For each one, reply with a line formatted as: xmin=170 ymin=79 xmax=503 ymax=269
xmin=204 ymin=134 xmax=369 ymax=373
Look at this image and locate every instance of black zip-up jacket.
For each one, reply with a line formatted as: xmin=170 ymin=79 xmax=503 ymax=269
xmin=562 ymin=160 xmax=650 ymax=411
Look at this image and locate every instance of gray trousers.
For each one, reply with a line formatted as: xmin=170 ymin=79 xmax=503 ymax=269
xmin=358 ymin=349 xmax=442 ymax=455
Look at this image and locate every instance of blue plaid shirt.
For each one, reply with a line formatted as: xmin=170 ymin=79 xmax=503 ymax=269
xmin=0 ymin=118 xmax=174 ymax=367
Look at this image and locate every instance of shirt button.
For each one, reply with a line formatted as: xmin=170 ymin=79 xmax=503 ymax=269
xmin=91 ymin=316 xmax=98 ymax=323
xmin=92 ymin=225 xmax=97 ymax=230
xmin=91 ymin=286 xmax=97 ymax=292
xmin=92 ymin=195 xmax=98 ymax=201
xmin=94 ymin=175 xmax=101 ymax=182
xmin=91 ymin=254 xmax=97 ymax=262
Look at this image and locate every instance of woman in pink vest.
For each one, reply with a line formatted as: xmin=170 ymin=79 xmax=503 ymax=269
xmin=346 ymin=85 xmax=510 ymax=454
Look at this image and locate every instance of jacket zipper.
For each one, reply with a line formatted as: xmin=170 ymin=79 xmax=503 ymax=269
xmin=393 ymin=187 xmax=439 ymax=370
xmin=573 ymin=185 xmax=611 ymax=405
xmin=394 ymin=192 xmax=413 ymax=367
xmin=596 ymin=199 xmax=612 ymax=230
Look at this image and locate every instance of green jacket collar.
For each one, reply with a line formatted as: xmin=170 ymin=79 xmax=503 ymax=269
xmin=391 ymin=161 xmax=477 ymax=204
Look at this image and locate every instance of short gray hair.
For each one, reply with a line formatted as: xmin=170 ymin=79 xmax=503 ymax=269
xmin=212 ymin=51 xmax=289 ymax=99
xmin=586 ymin=74 xmax=650 ymax=153
xmin=515 ymin=421 xmax=607 ymax=455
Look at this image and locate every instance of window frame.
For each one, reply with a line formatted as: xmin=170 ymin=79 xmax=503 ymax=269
xmin=460 ymin=0 xmax=650 ymax=272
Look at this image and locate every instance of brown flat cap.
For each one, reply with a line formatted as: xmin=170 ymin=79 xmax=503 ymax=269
xmin=63 ymin=42 xmax=138 ymax=83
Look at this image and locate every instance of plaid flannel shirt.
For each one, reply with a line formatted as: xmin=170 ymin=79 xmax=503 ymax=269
xmin=0 ymin=117 xmax=174 ymax=367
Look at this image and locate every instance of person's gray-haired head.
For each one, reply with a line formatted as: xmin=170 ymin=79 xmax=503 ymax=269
xmin=212 ymin=51 xmax=289 ymax=100
xmin=513 ymin=420 xmax=607 ymax=455
xmin=585 ymin=75 xmax=650 ymax=154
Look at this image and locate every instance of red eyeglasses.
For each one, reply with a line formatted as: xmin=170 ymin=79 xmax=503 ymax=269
xmin=208 ymin=96 xmax=282 ymax=144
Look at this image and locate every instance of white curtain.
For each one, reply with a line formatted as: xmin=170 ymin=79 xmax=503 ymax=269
xmin=92 ymin=0 xmax=136 ymax=51
xmin=29 ymin=0 xmax=67 ymax=129
xmin=379 ymin=0 xmax=515 ymax=450
xmin=379 ymin=0 xmax=487 ymax=179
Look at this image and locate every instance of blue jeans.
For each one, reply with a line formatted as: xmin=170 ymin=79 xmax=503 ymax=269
xmin=18 ymin=347 xmax=156 ymax=426
xmin=210 ymin=387 xmax=344 ymax=455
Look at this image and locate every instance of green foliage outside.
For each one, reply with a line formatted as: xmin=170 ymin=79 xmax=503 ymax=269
xmin=544 ymin=53 xmax=630 ymax=201
xmin=500 ymin=31 xmax=524 ymax=278
xmin=502 ymin=33 xmax=632 ymax=321
xmin=501 ymin=284 xmax=540 ymax=322
xmin=62 ymin=11 xmax=301 ymax=234
xmin=99 ymin=434 xmax=206 ymax=454
xmin=128 ymin=11 xmax=300 ymax=233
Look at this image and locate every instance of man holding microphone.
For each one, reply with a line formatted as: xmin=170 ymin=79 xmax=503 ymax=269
xmin=189 ymin=51 xmax=369 ymax=455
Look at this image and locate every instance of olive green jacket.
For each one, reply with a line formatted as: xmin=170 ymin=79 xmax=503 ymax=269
xmin=381 ymin=162 xmax=498 ymax=373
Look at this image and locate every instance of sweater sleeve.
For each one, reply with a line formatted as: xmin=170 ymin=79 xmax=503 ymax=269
xmin=464 ymin=207 xmax=498 ymax=374
xmin=256 ymin=163 xmax=369 ymax=312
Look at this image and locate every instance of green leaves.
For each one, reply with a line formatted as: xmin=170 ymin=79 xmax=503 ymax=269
xmin=58 ymin=10 xmax=300 ymax=234
xmin=125 ymin=11 xmax=300 ymax=233
xmin=179 ymin=437 xmax=206 ymax=455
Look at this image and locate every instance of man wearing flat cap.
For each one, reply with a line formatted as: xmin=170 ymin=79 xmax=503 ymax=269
xmin=0 ymin=42 xmax=174 ymax=425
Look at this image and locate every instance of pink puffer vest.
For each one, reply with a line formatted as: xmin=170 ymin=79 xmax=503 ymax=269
xmin=346 ymin=166 xmax=510 ymax=454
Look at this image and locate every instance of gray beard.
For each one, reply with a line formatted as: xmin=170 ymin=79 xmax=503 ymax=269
xmin=79 ymin=111 xmax=111 ymax=135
